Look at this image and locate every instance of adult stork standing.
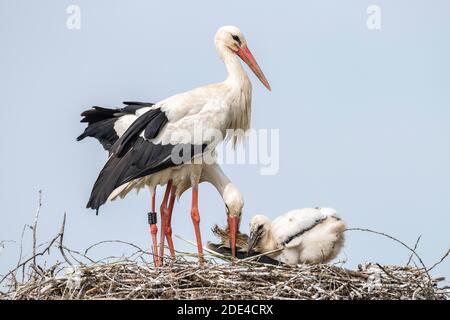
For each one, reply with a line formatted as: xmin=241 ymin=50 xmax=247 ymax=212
xmin=80 ymin=26 xmax=270 ymax=264
xmin=78 ymin=104 xmax=244 ymax=262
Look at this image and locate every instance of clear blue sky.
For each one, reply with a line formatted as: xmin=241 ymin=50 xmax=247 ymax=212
xmin=1 ymin=0 xmax=449 ymax=280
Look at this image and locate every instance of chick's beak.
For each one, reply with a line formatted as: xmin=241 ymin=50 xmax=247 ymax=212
xmin=247 ymin=231 xmax=260 ymax=256
xmin=247 ymin=233 xmax=256 ymax=255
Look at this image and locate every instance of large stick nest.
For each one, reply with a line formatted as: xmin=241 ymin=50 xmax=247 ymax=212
xmin=1 ymin=197 xmax=448 ymax=300
xmin=1 ymin=257 xmax=448 ymax=300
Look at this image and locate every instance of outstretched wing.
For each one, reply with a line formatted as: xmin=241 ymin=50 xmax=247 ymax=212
xmin=85 ymin=103 xmax=207 ymax=211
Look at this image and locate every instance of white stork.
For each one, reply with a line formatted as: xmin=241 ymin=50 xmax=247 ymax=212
xmin=78 ymin=104 xmax=245 ymax=264
xmin=78 ymin=25 xmax=269 ymax=265
xmin=247 ymin=208 xmax=346 ymax=265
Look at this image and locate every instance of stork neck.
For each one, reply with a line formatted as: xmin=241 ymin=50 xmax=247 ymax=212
xmin=219 ymin=47 xmax=250 ymax=88
xmin=216 ymin=44 xmax=252 ymax=140
xmin=203 ymin=163 xmax=230 ymax=197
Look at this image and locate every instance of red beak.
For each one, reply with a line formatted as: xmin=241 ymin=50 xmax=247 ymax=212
xmin=236 ymin=46 xmax=271 ymax=91
xmin=228 ymin=215 xmax=239 ymax=258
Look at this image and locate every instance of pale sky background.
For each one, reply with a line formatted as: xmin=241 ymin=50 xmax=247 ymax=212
xmin=1 ymin=0 xmax=449 ymax=282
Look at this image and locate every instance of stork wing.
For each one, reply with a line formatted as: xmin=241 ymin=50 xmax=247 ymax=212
xmin=272 ymin=208 xmax=327 ymax=248
xmin=77 ymin=102 xmax=154 ymax=152
xmin=85 ymin=103 xmax=207 ymax=211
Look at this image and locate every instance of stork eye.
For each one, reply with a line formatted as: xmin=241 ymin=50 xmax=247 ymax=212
xmin=232 ymin=35 xmax=241 ymax=45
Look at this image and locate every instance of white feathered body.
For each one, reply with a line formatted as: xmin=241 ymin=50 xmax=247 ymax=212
xmin=106 ymin=78 xmax=251 ymax=200
xmin=267 ymin=208 xmax=346 ymax=265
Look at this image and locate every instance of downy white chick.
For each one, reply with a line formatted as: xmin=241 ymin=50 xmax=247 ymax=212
xmin=247 ymin=207 xmax=346 ymax=265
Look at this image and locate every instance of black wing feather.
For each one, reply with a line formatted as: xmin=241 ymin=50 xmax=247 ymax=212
xmin=110 ymin=108 xmax=168 ymax=157
xmin=87 ymin=138 xmax=207 ymax=210
xmin=122 ymin=101 xmax=155 ymax=107
xmin=77 ymin=102 xmax=155 ymax=151
xmin=86 ymin=107 xmax=207 ymax=211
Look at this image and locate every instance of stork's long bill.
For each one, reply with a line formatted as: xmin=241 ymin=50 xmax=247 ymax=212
xmin=236 ymin=46 xmax=271 ymax=91
xmin=227 ymin=215 xmax=239 ymax=258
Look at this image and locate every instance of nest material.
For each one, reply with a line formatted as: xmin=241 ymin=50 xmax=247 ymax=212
xmin=2 ymin=258 xmax=447 ymax=300
xmin=211 ymin=224 xmax=249 ymax=250
xmin=2 ymin=205 xmax=448 ymax=300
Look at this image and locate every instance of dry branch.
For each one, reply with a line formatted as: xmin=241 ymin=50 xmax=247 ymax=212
xmin=32 ymin=190 xmax=42 ymax=267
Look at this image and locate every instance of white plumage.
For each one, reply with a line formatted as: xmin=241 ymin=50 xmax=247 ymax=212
xmin=79 ymin=25 xmax=269 ymax=264
xmin=79 ymin=102 xmax=245 ymax=262
xmin=248 ymin=208 xmax=346 ymax=265
xmin=105 ymin=26 xmax=270 ymax=205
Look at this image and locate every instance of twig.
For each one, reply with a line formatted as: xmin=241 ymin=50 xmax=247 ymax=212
xmin=427 ymin=248 xmax=450 ymax=272
xmin=376 ymin=263 xmax=402 ymax=282
xmin=84 ymin=240 xmax=147 ymax=256
xmin=175 ymin=235 xmax=227 ymax=259
xmin=407 ymin=235 xmax=422 ymax=266
xmin=61 ymin=245 xmax=95 ymax=264
xmin=57 ymin=213 xmax=73 ymax=267
xmin=345 ymin=228 xmax=431 ymax=281
xmin=238 ymin=248 xmax=284 ymax=263
xmin=0 ymin=233 xmax=60 ymax=286
xmin=16 ymin=224 xmax=28 ymax=273
xmin=32 ymin=190 xmax=42 ymax=267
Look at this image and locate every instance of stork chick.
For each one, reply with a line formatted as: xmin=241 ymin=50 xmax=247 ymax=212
xmin=247 ymin=208 xmax=346 ymax=265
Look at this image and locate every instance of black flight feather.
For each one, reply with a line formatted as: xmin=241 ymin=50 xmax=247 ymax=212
xmin=77 ymin=102 xmax=155 ymax=151
xmin=86 ymin=139 xmax=207 ymax=210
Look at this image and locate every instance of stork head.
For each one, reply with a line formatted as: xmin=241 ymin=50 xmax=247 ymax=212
xmin=223 ymin=183 xmax=244 ymax=258
xmin=247 ymin=215 xmax=271 ymax=254
xmin=215 ymin=26 xmax=271 ymax=91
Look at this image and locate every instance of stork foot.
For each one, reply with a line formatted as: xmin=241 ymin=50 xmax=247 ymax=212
xmin=191 ymin=206 xmax=204 ymax=265
xmin=158 ymin=181 xmax=173 ymax=266
xmin=165 ymin=225 xmax=176 ymax=260
xmin=158 ymin=206 xmax=168 ymax=266
xmin=165 ymin=191 xmax=177 ymax=260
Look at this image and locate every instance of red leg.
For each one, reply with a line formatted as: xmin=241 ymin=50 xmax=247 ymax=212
xmin=148 ymin=190 xmax=160 ymax=267
xmin=159 ymin=180 xmax=172 ymax=265
xmin=191 ymin=182 xmax=204 ymax=264
xmin=151 ymin=190 xmax=156 ymax=212
xmin=165 ymin=188 xmax=177 ymax=259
